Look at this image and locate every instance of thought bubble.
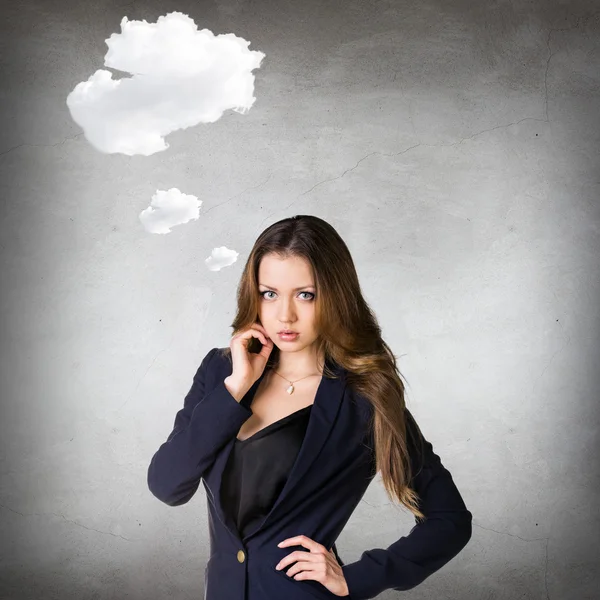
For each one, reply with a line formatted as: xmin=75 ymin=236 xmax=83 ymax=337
xmin=66 ymin=11 xmax=265 ymax=155
xmin=138 ymin=187 xmax=202 ymax=234
xmin=205 ymin=247 xmax=240 ymax=272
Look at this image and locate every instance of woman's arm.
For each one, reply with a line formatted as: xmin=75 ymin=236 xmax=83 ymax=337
xmin=147 ymin=347 xmax=253 ymax=506
xmin=341 ymin=408 xmax=472 ymax=599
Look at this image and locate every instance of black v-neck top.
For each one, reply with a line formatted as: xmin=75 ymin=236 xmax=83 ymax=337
xmin=220 ymin=404 xmax=313 ymax=539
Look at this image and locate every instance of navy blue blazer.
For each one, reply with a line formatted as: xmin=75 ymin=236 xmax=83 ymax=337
xmin=147 ymin=347 xmax=472 ymax=600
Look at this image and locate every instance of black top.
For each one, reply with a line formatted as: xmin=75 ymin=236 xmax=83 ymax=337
xmin=221 ymin=404 xmax=313 ymax=539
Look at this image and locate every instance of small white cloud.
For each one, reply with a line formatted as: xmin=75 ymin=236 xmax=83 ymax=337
xmin=139 ymin=187 xmax=202 ymax=234
xmin=205 ymin=247 xmax=240 ymax=272
xmin=66 ymin=12 xmax=265 ymax=155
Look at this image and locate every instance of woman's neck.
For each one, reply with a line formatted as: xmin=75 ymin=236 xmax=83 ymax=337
xmin=273 ymin=352 xmax=324 ymax=380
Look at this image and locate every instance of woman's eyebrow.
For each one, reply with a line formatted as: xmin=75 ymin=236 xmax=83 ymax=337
xmin=258 ymin=284 xmax=315 ymax=291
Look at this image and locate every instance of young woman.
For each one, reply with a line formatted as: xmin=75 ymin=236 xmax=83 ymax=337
xmin=148 ymin=215 xmax=472 ymax=599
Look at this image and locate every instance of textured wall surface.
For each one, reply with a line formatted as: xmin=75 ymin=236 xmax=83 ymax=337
xmin=0 ymin=0 xmax=598 ymax=599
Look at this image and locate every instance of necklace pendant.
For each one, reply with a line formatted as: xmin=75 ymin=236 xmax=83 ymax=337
xmin=286 ymin=384 xmax=295 ymax=395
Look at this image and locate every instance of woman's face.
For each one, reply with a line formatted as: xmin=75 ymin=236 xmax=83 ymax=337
xmin=257 ymin=254 xmax=319 ymax=351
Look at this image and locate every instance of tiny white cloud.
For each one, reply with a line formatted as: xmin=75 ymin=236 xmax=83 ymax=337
xmin=205 ymin=247 xmax=240 ymax=272
xmin=139 ymin=187 xmax=202 ymax=234
xmin=66 ymin=11 xmax=265 ymax=155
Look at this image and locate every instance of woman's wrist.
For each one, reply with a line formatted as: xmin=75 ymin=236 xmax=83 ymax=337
xmin=224 ymin=376 xmax=250 ymax=402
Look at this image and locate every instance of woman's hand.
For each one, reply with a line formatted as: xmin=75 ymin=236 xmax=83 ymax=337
xmin=228 ymin=323 xmax=274 ymax=389
xmin=276 ymin=535 xmax=349 ymax=597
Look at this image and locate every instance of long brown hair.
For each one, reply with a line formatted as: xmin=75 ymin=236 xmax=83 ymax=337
xmin=218 ymin=215 xmax=426 ymax=521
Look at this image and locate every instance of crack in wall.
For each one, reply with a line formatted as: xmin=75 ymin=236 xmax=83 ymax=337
xmin=473 ymin=521 xmax=552 ymax=599
xmin=0 ymin=133 xmax=84 ymax=158
xmin=203 ymin=172 xmax=273 ymax=216
xmin=257 ymin=10 xmax=600 ymax=229
xmin=0 ymin=501 xmax=139 ymax=542
xmin=473 ymin=521 xmax=549 ymax=543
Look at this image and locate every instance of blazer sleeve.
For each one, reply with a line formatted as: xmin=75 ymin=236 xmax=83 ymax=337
xmin=147 ymin=347 xmax=253 ymax=506
xmin=341 ymin=408 xmax=473 ymax=599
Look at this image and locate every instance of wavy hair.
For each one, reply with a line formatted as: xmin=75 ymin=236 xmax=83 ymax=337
xmin=218 ymin=215 xmax=426 ymax=521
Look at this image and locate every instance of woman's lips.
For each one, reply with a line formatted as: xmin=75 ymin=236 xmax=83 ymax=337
xmin=278 ymin=332 xmax=299 ymax=341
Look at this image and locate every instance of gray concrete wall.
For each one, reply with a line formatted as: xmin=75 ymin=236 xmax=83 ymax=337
xmin=1 ymin=0 xmax=598 ymax=598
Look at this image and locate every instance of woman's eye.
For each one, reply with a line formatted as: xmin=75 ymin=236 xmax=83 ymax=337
xmin=260 ymin=291 xmax=314 ymax=300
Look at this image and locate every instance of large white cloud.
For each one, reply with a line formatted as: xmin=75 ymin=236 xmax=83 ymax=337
xmin=66 ymin=12 xmax=265 ymax=155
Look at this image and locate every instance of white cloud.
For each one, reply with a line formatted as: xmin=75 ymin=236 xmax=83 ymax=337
xmin=205 ymin=247 xmax=240 ymax=272
xmin=66 ymin=11 xmax=265 ymax=155
xmin=138 ymin=187 xmax=202 ymax=234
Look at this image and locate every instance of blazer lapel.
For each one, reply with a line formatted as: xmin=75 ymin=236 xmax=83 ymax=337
xmin=206 ymin=353 xmax=346 ymax=544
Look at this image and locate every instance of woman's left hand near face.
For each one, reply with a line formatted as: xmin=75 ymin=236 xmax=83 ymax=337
xmin=275 ymin=535 xmax=349 ymax=597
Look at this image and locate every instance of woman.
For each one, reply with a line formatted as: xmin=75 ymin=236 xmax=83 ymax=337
xmin=147 ymin=215 xmax=472 ymax=599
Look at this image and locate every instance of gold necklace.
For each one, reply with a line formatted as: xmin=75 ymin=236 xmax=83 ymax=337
xmin=271 ymin=370 xmax=321 ymax=395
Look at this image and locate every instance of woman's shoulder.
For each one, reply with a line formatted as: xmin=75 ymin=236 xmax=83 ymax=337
xmin=194 ymin=347 xmax=230 ymax=379
xmin=206 ymin=347 xmax=231 ymax=363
